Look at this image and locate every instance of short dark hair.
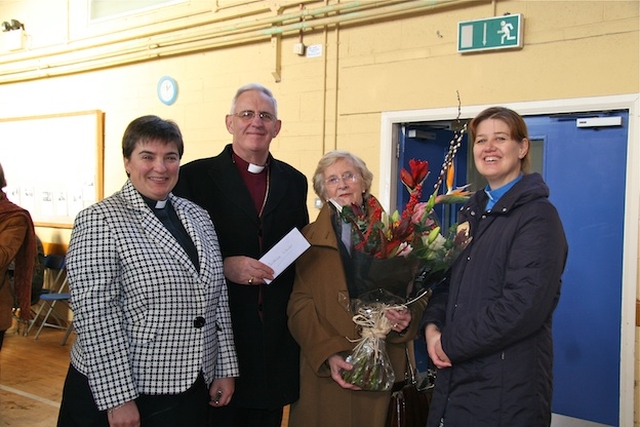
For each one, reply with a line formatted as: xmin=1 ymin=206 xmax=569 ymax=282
xmin=122 ymin=115 xmax=184 ymax=159
xmin=469 ymin=106 xmax=531 ymax=174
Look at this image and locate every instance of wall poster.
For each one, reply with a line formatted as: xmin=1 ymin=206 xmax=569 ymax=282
xmin=0 ymin=110 xmax=104 ymax=228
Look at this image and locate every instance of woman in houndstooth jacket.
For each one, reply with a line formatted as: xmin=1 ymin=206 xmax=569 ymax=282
xmin=57 ymin=116 xmax=239 ymax=427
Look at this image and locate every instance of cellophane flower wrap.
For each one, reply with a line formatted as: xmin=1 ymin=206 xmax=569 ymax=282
xmin=338 ymin=128 xmax=473 ymax=391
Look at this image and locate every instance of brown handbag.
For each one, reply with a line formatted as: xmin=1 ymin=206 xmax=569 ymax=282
xmin=385 ymin=346 xmax=434 ymax=427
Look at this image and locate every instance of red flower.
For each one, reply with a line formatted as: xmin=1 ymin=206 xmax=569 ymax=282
xmin=402 ymin=184 xmax=422 ymax=219
xmin=400 ymin=159 xmax=429 ymax=190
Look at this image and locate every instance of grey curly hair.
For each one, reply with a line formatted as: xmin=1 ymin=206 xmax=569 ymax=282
xmin=312 ymin=150 xmax=374 ymax=200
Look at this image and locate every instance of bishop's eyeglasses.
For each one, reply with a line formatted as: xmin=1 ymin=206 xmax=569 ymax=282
xmin=233 ymin=110 xmax=277 ymax=123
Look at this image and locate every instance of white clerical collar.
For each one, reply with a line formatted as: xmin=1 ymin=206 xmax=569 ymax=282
xmin=155 ymin=199 xmax=168 ymax=209
xmin=248 ymin=163 xmax=266 ymax=174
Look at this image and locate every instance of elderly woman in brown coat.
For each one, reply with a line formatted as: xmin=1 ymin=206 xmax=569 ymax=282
xmin=287 ymin=151 xmax=424 ymax=427
xmin=0 ymin=162 xmax=36 ymax=349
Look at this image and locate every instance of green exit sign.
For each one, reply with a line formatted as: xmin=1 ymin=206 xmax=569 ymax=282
xmin=458 ymin=14 xmax=523 ymax=53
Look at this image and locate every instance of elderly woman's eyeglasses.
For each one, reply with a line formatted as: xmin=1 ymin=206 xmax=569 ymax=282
xmin=233 ymin=110 xmax=276 ymax=123
xmin=325 ymin=172 xmax=359 ymax=187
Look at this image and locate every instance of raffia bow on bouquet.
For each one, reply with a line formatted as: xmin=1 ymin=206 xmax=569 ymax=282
xmin=337 ymin=126 xmax=473 ymax=391
xmin=340 ymin=289 xmax=404 ymax=391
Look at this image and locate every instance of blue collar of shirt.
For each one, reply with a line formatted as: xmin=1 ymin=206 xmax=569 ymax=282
xmin=484 ymin=174 xmax=523 ymax=211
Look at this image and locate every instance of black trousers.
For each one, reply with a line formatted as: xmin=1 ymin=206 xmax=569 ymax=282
xmin=209 ymin=405 xmax=283 ymax=427
xmin=57 ymin=364 xmax=209 ymax=427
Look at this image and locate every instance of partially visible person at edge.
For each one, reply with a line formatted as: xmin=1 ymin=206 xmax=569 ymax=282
xmin=0 ymin=162 xmax=36 ymax=349
xmin=421 ymin=106 xmax=568 ymax=427
xmin=287 ymin=151 xmax=426 ymax=427
xmin=173 ymin=83 xmax=309 ymax=427
xmin=57 ymin=115 xmax=239 ymax=427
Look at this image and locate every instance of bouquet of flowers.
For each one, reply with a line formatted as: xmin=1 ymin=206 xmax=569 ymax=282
xmin=337 ymin=127 xmax=473 ymax=391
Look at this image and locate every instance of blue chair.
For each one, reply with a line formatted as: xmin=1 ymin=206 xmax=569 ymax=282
xmin=27 ymin=254 xmax=65 ymax=333
xmin=27 ymin=255 xmax=73 ymax=344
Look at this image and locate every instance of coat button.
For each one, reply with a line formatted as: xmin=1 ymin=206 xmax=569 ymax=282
xmin=193 ymin=316 xmax=206 ymax=328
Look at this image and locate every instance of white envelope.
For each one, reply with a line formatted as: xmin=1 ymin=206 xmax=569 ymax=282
xmin=260 ymin=227 xmax=310 ymax=284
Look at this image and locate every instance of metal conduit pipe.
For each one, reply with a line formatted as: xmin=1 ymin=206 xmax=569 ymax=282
xmin=0 ymin=0 xmax=463 ymax=79
xmin=0 ymin=6 xmax=342 ymax=76
xmin=157 ymin=0 xmax=474 ymax=52
xmin=148 ymin=0 xmax=460 ymax=50
xmin=67 ymin=0 xmax=390 ymax=65
xmin=0 ymin=0 xmax=467 ymax=82
xmin=0 ymin=0 xmax=474 ymax=84
xmin=0 ymin=1 xmax=386 ymax=65
xmin=140 ymin=1 xmax=401 ymax=50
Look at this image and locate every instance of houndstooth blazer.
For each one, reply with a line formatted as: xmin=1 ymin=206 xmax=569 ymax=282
xmin=67 ymin=180 xmax=239 ymax=411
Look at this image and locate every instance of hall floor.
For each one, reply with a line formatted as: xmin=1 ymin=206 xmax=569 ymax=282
xmin=0 ymin=326 xmax=70 ymax=427
xmin=0 ymin=325 xmax=289 ymax=426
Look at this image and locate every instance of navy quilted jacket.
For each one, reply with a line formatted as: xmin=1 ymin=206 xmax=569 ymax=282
xmin=422 ymin=173 xmax=568 ymax=427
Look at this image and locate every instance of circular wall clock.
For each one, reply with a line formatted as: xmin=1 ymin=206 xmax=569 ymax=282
xmin=157 ymin=76 xmax=178 ymax=105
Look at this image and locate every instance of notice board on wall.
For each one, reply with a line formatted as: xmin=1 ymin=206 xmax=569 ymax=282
xmin=0 ymin=110 xmax=104 ymax=228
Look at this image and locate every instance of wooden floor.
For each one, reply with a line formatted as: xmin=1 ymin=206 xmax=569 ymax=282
xmin=0 ymin=324 xmax=71 ymax=427
xmin=0 ymin=321 xmax=289 ymax=426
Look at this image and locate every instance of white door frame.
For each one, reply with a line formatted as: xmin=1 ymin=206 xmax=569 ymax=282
xmin=379 ymin=94 xmax=639 ymax=427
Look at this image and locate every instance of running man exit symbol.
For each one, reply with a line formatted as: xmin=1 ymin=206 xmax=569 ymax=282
xmin=457 ymin=14 xmax=523 ymax=53
xmin=499 ymin=20 xmax=516 ymax=43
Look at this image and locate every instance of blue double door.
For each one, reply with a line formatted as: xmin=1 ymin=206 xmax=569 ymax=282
xmin=399 ymin=110 xmax=629 ymax=426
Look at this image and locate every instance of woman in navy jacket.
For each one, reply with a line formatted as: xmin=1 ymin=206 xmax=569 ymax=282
xmin=422 ymin=107 xmax=568 ymax=427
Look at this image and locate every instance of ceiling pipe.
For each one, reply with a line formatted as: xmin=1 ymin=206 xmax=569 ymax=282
xmin=0 ymin=0 xmax=475 ymax=84
xmin=0 ymin=0 xmax=463 ymax=74
xmin=0 ymin=0 xmax=467 ymax=80
xmin=0 ymin=0 xmax=370 ymax=65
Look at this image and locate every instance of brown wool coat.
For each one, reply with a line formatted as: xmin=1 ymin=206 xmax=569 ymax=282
xmin=287 ymin=204 xmax=426 ymax=427
xmin=0 ymin=214 xmax=29 ymax=331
